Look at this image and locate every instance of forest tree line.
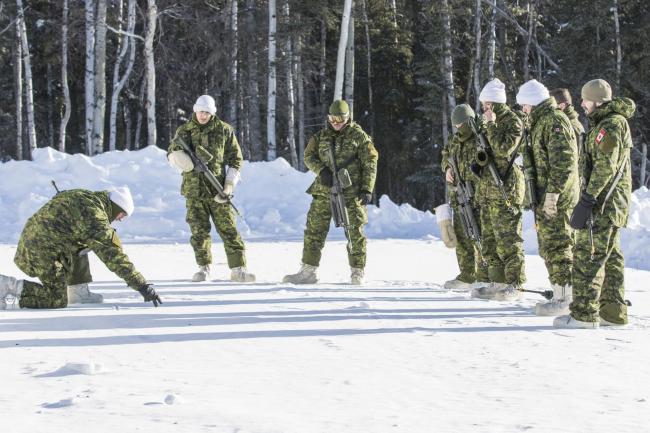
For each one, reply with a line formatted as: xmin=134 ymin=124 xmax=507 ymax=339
xmin=1 ymin=0 xmax=649 ymax=211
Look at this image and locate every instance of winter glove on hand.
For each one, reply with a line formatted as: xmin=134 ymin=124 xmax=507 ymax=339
xmin=359 ymin=191 xmax=373 ymax=205
xmin=214 ymin=182 xmax=233 ymax=204
xmin=137 ymin=283 xmax=162 ymax=307
xmin=435 ymin=204 xmax=457 ymax=248
xmin=569 ymin=193 xmax=597 ymax=229
xmin=168 ymin=151 xmax=194 ymax=172
xmin=542 ymin=192 xmax=560 ymax=219
xmin=470 ymin=162 xmax=482 ymax=177
xmin=318 ymin=167 xmax=334 ymax=187
xmin=196 ymin=145 xmax=213 ymax=163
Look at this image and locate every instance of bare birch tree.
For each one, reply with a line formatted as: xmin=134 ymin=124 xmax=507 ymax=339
xmin=360 ymin=0 xmax=374 ymax=136
xmin=344 ymin=2 xmax=355 ymax=116
xmin=228 ymin=0 xmax=238 ymax=126
xmin=267 ymin=0 xmax=277 ymax=160
xmin=245 ymin=0 xmax=262 ymax=160
xmin=144 ymin=0 xmax=157 ymax=147
xmin=85 ymin=0 xmax=96 ymax=154
xmin=613 ymin=0 xmax=622 ymax=93
xmin=473 ymin=0 xmax=482 ymax=110
xmin=295 ymin=32 xmax=306 ymax=170
xmin=59 ymin=0 xmax=72 ymax=152
xmin=16 ymin=0 xmax=36 ymax=156
xmin=109 ymin=0 xmax=137 ymax=151
xmin=92 ymin=0 xmax=108 ymax=154
xmin=283 ymin=0 xmax=297 ymax=167
xmin=334 ymin=0 xmax=353 ymax=101
xmin=14 ymin=17 xmax=22 ymax=159
xmin=487 ymin=0 xmax=496 ymax=79
xmin=441 ymin=0 xmax=456 ymax=125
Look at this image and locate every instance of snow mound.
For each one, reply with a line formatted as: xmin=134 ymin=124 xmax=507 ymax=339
xmin=1 ymin=146 xmax=649 ymax=270
xmin=41 ymin=398 xmax=75 ymax=409
xmin=37 ymin=362 xmax=104 ymax=377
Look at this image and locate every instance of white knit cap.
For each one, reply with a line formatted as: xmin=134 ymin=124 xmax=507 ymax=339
xmin=479 ymin=78 xmax=507 ymax=104
xmin=193 ymin=95 xmax=217 ymax=115
xmin=109 ymin=186 xmax=135 ymax=217
xmin=516 ymin=79 xmax=550 ymax=106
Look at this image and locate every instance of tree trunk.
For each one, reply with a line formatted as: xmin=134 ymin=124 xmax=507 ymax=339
xmin=523 ymin=0 xmax=534 ymax=81
xmin=441 ymin=0 xmax=456 ymax=128
xmin=85 ymin=0 xmax=95 ymax=155
xmin=487 ymin=0 xmax=496 ymax=79
xmin=245 ymin=0 xmax=262 ymax=160
xmin=16 ymin=0 xmax=36 ymax=157
xmin=473 ymin=0 xmax=482 ymax=111
xmin=267 ymin=0 xmax=277 ymax=160
xmin=59 ymin=0 xmax=72 ymax=153
xmin=14 ymin=18 xmax=23 ymax=160
xmin=283 ymin=0 xmax=297 ymax=167
xmin=613 ymin=0 xmax=622 ymax=93
xmin=641 ymin=141 xmax=647 ymax=188
xmin=134 ymin=76 xmax=146 ymax=149
xmin=123 ymin=101 xmax=132 ymax=150
xmin=109 ymin=0 xmax=137 ymax=151
xmin=319 ymin=18 xmax=327 ymax=110
xmin=360 ymin=0 xmax=374 ymax=137
xmin=295 ymin=32 xmax=306 ymax=170
xmin=144 ymin=0 xmax=157 ymax=147
xmin=92 ymin=0 xmax=108 ymax=154
xmin=441 ymin=94 xmax=448 ymax=148
xmin=228 ymin=0 xmax=238 ymax=126
xmin=344 ymin=2 xmax=355 ymax=116
xmin=46 ymin=63 xmax=55 ymax=149
xmin=334 ymin=0 xmax=353 ymax=101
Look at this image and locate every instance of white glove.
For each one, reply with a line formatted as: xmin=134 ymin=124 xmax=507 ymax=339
xmin=214 ymin=182 xmax=233 ymax=204
xmin=542 ymin=192 xmax=559 ymax=219
xmin=168 ymin=150 xmax=194 ymax=172
xmin=435 ymin=204 xmax=457 ymax=248
xmin=225 ymin=167 xmax=241 ymax=188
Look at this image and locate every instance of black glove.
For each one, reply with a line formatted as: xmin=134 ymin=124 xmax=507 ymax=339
xmin=359 ymin=191 xmax=373 ymax=205
xmin=137 ymin=283 xmax=162 ymax=307
xmin=318 ymin=167 xmax=334 ymax=187
xmin=470 ymin=162 xmax=482 ymax=177
xmin=569 ymin=193 xmax=597 ymax=229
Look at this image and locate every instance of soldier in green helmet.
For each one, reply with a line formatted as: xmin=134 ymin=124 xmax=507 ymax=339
xmin=0 ymin=187 xmax=161 ymax=309
xmin=440 ymin=103 xmax=488 ymax=290
xmin=167 ymin=94 xmax=255 ymax=283
xmin=516 ymin=79 xmax=579 ymax=316
xmin=283 ymin=99 xmax=378 ymax=285
xmin=554 ymin=79 xmax=635 ymax=329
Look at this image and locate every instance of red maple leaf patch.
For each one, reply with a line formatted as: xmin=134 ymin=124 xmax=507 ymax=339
xmin=595 ymin=128 xmax=607 ymax=144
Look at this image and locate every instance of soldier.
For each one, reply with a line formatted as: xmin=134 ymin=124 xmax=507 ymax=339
xmin=283 ymin=100 xmax=378 ymax=285
xmin=167 ymin=95 xmax=255 ymax=283
xmin=441 ymin=104 xmax=488 ymax=290
xmin=549 ymin=88 xmax=585 ymax=139
xmin=554 ymin=79 xmax=635 ymax=329
xmin=516 ymin=80 xmax=579 ymax=315
xmin=471 ymin=78 xmax=526 ymax=301
xmin=0 ymin=187 xmax=161 ymax=309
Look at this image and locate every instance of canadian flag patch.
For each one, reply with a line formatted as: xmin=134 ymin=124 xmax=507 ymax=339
xmin=595 ymin=128 xmax=607 ymax=144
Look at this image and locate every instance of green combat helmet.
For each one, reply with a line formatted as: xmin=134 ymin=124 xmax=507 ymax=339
xmin=328 ymin=100 xmax=351 ymax=124
xmin=451 ymin=104 xmax=475 ymax=126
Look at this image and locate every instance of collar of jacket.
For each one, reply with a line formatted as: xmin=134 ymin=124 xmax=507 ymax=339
xmin=564 ymin=104 xmax=579 ymax=121
xmin=530 ymin=97 xmax=556 ymax=125
xmin=491 ymin=102 xmax=509 ymax=117
xmin=588 ymin=97 xmax=636 ymax=125
xmin=456 ymin=122 xmax=474 ymax=142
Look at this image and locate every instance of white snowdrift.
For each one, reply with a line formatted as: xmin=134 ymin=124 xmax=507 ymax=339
xmin=1 ymin=146 xmax=648 ymax=270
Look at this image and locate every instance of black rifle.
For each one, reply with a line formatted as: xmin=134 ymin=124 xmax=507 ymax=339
xmin=447 ymin=156 xmax=486 ymax=266
xmin=578 ymin=132 xmax=595 ymax=260
xmin=468 ymin=116 xmax=509 ymax=202
xmin=174 ymin=135 xmax=242 ymax=217
xmin=521 ymin=129 xmax=538 ymax=225
xmin=327 ymin=143 xmax=352 ymax=251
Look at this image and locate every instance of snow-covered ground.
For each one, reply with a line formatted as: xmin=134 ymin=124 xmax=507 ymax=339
xmin=1 ymin=240 xmax=650 ymax=433
xmin=2 ymin=147 xmax=650 ymax=432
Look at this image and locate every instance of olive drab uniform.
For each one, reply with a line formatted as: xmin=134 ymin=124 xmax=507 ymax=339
xmin=302 ymin=122 xmax=378 ymax=269
xmin=14 ymin=189 xmax=146 ymax=309
xmin=475 ymin=103 xmax=526 ymax=285
xmin=528 ymin=98 xmax=579 ymax=287
xmin=441 ymin=123 xmax=488 ymax=283
xmin=563 ymin=104 xmax=585 ymax=139
xmin=571 ymin=97 xmax=635 ymax=325
xmin=168 ymin=114 xmax=247 ymax=269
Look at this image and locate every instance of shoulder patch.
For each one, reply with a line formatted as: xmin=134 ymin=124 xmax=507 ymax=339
xmin=595 ymin=128 xmax=607 ymax=145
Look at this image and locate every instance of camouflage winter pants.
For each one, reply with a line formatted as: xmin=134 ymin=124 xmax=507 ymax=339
xmin=186 ymin=197 xmax=246 ymax=269
xmin=19 ymin=251 xmax=93 ymax=309
xmin=570 ymin=215 xmax=627 ymax=324
xmin=302 ymin=195 xmax=367 ymax=269
xmin=480 ymin=204 xmax=526 ymax=285
xmin=452 ymin=206 xmax=488 ymax=283
xmin=536 ymin=208 xmax=575 ymax=287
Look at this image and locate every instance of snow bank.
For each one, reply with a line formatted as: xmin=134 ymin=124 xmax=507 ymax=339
xmin=1 ymin=147 xmax=648 ymax=270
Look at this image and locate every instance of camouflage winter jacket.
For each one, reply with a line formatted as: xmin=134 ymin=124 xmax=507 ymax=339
xmin=441 ymin=122 xmax=479 ymax=207
xmin=529 ymin=97 xmax=579 ymax=210
xmin=14 ymin=189 xmax=147 ymax=289
xmin=582 ymin=97 xmax=635 ymax=227
xmin=304 ymin=121 xmax=378 ymax=198
xmin=475 ymin=103 xmax=525 ymax=207
xmin=563 ymin=104 xmax=585 ymax=138
xmin=168 ymin=114 xmax=243 ymax=199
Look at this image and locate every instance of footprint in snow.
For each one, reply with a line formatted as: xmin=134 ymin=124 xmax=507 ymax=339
xmin=41 ymin=398 xmax=75 ymax=409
